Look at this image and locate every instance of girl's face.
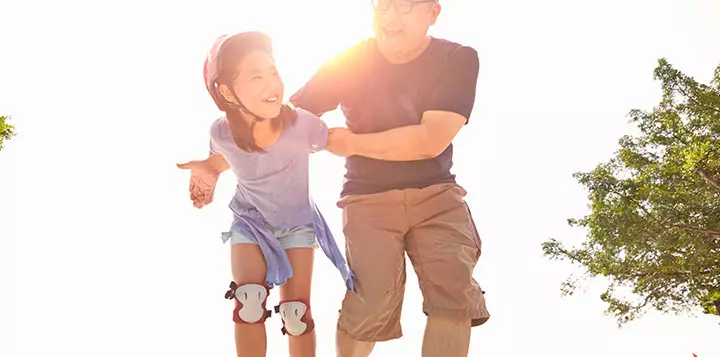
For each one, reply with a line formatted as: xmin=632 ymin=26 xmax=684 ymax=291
xmin=224 ymin=49 xmax=284 ymax=120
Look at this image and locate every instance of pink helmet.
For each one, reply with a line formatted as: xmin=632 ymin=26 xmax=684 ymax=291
xmin=203 ymin=31 xmax=273 ymax=111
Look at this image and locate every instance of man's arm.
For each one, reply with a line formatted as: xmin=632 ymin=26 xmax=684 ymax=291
xmin=337 ymin=46 xmax=480 ymax=161
xmin=290 ymin=41 xmax=367 ymax=117
xmin=343 ymin=111 xmax=466 ymax=161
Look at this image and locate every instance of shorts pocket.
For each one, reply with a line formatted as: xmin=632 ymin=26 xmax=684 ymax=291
xmin=462 ymin=202 xmax=482 ymax=260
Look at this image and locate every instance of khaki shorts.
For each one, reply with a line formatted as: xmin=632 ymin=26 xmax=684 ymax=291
xmin=336 ymin=183 xmax=490 ymax=342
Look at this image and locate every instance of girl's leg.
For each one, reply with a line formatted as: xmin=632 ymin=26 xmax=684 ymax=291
xmin=231 ymin=244 xmax=269 ymax=357
xmin=280 ymin=248 xmax=316 ymax=357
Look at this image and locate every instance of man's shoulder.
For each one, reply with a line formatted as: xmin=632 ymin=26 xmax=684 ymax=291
xmin=429 ymin=37 xmax=470 ymax=49
xmin=428 ymin=37 xmax=478 ymax=63
xmin=326 ymin=38 xmax=376 ymax=69
xmin=340 ymin=37 xmax=375 ymax=56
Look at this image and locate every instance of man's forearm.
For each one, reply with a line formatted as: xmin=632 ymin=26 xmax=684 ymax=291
xmin=349 ymin=124 xmax=434 ymax=161
xmin=208 ymin=152 xmax=231 ymax=173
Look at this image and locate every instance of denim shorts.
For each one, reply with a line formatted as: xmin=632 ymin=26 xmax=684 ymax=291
xmin=225 ymin=225 xmax=319 ymax=250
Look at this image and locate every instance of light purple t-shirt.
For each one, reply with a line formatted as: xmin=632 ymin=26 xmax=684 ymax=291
xmin=209 ymin=108 xmax=328 ymax=230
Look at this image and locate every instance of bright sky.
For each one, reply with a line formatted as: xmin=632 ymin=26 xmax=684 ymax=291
xmin=1 ymin=0 xmax=719 ymax=356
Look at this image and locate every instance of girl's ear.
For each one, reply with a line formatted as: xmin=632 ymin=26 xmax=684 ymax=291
xmin=219 ymin=84 xmax=237 ymax=105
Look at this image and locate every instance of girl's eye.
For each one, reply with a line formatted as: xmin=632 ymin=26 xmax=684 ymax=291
xmin=252 ymin=76 xmax=263 ymax=81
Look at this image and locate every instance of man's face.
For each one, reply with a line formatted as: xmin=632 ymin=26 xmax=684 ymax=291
xmin=372 ymin=0 xmax=440 ymax=61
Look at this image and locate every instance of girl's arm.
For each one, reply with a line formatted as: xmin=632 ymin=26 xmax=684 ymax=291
xmin=207 ymin=118 xmax=230 ymax=173
xmin=177 ymin=151 xmax=229 ymax=208
xmin=300 ymin=110 xmax=329 ymax=153
xmin=207 ymin=151 xmax=230 ymax=173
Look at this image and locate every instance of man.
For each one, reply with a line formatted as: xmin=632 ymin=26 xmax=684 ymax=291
xmin=179 ymin=1 xmax=489 ymax=355
xmin=289 ymin=1 xmax=489 ymax=356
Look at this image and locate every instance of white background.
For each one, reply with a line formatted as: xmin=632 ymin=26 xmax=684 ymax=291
xmin=1 ymin=0 xmax=719 ymax=356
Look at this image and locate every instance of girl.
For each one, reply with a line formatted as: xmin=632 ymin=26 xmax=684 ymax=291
xmin=177 ymin=31 xmax=353 ymax=357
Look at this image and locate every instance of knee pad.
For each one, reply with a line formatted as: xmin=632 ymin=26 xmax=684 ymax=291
xmin=224 ymin=282 xmax=272 ymax=324
xmin=274 ymin=300 xmax=315 ymax=336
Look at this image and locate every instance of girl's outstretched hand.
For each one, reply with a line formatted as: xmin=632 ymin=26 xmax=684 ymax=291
xmin=177 ymin=159 xmax=220 ymax=209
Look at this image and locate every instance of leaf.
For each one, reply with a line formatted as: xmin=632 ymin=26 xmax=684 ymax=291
xmin=0 ymin=115 xmax=16 ymax=151
xmin=542 ymin=59 xmax=720 ymax=325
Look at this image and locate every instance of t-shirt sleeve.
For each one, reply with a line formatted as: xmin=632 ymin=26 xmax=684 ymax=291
xmin=299 ymin=110 xmax=329 ymax=152
xmin=208 ymin=117 xmax=223 ymax=154
xmin=290 ymin=41 xmax=367 ymax=117
xmin=424 ymin=46 xmax=480 ymax=123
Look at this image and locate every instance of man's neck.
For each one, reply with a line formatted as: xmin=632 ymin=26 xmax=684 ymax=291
xmin=382 ymin=36 xmax=432 ymax=64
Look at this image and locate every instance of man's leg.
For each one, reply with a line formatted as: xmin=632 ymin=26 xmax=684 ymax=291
xmin=336 ymin=328 xmax=375 ymax=357
xmin=335 ymin=191 xmax=410 ymax=357
xmin=422 ymin=315 xmax=472 ymax=357
xmin=405 ymin=184 xmax=490 ymax=357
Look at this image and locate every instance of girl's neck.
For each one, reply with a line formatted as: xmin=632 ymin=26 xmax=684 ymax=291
xmin=252 ymin=117 xmax=283 ymax=149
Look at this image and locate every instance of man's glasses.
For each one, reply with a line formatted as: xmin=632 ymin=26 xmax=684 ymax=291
xmin=371 ymin=0 xmax=437 ymax=15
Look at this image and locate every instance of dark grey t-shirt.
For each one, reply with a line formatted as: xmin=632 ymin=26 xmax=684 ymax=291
xmin=291 ymin=37 xmax=480 ymax=197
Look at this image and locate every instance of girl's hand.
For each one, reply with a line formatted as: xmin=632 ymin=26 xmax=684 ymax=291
xmin=177 ymin=159 xmax=220 ymax=209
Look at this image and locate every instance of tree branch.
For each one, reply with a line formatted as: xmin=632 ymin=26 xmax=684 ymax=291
xmin=610 ymin=188 xmax=673 ymax=228
xmin=676 ymin=226 xmax=720 ymax=236
xmin=556 ymin=247 xmax=585 ymax=265
xmin=632 ymin=268 xmax=717 ymax=279
xmin=697 ymin=169 xmax=720 ymax=192
xmin=671 ymin=76 xmax=720 ymax=115
xmin=610 ymin=187 xmax=719 ymax=239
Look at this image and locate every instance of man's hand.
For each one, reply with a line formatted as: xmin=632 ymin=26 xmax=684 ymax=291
xmin=177 ymin=159 xmax=220 ymax=209
xmin=327 ymin=127 xmax=356 ymax=157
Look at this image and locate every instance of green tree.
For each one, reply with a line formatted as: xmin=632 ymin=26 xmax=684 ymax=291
xmin=0 ymin=115 xmax=16 ymax=151
xmin=542 ymin=58 xmax=720 ymax=326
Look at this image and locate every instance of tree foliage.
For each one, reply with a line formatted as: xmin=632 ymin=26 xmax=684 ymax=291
xmin=543 ymin=58 xmax=720 ymax=325
xmin=0 ymin=115 xmax=16 ymax=151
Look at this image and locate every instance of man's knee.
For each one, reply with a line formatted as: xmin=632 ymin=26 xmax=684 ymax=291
xmin=275 ymin=299 xmax=315 ymax=336
xmin=412 ymin=243 xmax=489 ymax=326
xmin=224 ymin=281 xmax=272 ymax=324
xmin=420 ymin=279 xmax=490 ymax=327
xmin=337 ymin=291 xmax=404 ymax=342
xmin=406 ymin=184 xmax=489 ymax=326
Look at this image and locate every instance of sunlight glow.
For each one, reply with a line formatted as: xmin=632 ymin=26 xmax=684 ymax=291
xmin=1 ymin=0 xmax=719 ymax=356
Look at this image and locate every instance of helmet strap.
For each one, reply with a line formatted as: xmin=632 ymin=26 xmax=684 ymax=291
xmin=230 ymin=88 xmax=266 ymax=125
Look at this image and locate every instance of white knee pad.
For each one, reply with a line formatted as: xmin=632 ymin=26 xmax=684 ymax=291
xmin=224 ymin=282 xmax=272 ymax=324
xmin=274 ymin=300 xmax=314 ymax=336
